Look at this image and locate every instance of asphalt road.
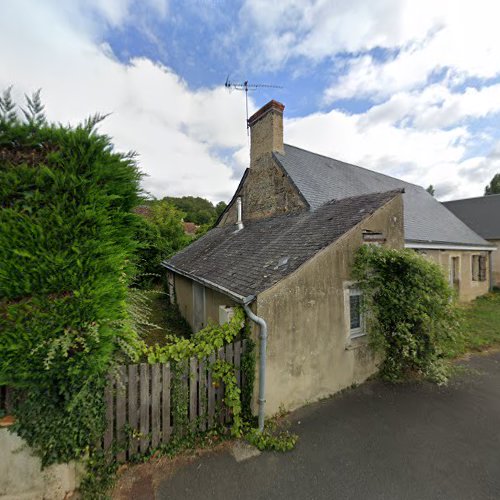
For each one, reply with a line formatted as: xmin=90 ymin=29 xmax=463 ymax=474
xmin=157 ymin=352 xmax=500 ymax=500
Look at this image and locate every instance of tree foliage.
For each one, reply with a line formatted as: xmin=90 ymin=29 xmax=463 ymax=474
xmin=426 ymin=184 xmax=435 ymax=196
xmin=135 ymin=200 xmax=189 ymax=283
xmin=485 ymin=173 xmax=500 ymax=195
xmin=353 ymin=245 xmax=462 ymax=384
xmin=0 ymin=89 xmax=142 ymax=465
xmin=163 ymin=195 xmax=226 ymax=225
xmin=0 ymin=87 xmax=17 ymax=125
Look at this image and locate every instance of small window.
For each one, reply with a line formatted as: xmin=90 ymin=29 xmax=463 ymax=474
xmin=472 ymin=255 xmax=487 ymax=282
xmin=349 ymin=288 xmax=365 ymax=338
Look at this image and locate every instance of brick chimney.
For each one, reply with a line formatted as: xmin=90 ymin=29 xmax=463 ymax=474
xmin=216 ymin=99 xmax=308 ymax=227
xmin=248 ymin=100 xmax=285 ymax=165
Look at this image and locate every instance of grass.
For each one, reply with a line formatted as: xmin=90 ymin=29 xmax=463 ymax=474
xmin=444 ymin=290 xmax=500 ymax=358
xmin=137 ymin=286 xmax=192 ymax=347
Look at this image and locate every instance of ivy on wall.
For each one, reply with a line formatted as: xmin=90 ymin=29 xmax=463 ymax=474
xmin=353 ymin=244 xmax=462 ymax=383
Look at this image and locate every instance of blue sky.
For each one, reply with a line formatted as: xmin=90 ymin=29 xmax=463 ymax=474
xmin=2 ymin=0 xmax=500 ymax=202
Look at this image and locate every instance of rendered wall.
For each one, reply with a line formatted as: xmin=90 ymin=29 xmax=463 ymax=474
xmin=253 ymin=195 xmax=404 ymax=415
xmin=421 ymin=249 xmax=491 ymax=302
xmin=488 ymin=240 xmax=500 ymax=287
xmin=0 ymin=428 xmax=83 ymax=500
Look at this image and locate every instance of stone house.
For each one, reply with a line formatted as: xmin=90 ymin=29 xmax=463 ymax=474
xmin=443 ymin=194 xmax=500 ymax=287
xmin=163 ymin=100 xmax=493 ymax=415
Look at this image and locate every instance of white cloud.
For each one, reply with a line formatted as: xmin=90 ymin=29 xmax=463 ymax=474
xmin=237 ymin=0 xmax=500 ymax=200
xmin=3 ymin=0 xmax=500 ymax=205
xmin=0 ymin=0 xmax=247 ymax=202
xmin=359 ymin=83 xmax=500 ymax=130
xmin=318 ymin=0 xmax=500 ymax=101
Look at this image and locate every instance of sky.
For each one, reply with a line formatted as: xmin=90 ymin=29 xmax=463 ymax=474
xmin=2 ymin=0 xmax=500 ymax=203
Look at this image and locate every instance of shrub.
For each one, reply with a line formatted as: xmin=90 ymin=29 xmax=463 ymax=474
xmin=0 ymin=90 xmax=142 ymax=465
xmin=135 ymin=200 xmax=189 ymax=285
xmin=353 ymin=245 xmax=462 ymax=383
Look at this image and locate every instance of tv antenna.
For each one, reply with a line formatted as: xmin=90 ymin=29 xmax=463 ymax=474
xmin=225 ymin=77 xmax=283 ymax=134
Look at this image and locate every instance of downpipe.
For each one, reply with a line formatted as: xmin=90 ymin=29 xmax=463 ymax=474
xmin=243 ymin=303 xmax=268 ymax=432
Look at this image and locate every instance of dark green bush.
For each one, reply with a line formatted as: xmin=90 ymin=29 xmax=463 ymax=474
xmin=0 ymin=95 xmax=142 ymax=465
xmin=353 ymin=245 xmax=462 ymax=383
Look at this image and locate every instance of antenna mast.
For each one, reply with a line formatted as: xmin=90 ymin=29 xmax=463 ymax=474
xmin=224 ymin=77 xmax=283 ymax=135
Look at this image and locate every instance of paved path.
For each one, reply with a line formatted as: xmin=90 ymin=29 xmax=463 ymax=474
xmin=156 ymin=352 xmax=500 ymax=500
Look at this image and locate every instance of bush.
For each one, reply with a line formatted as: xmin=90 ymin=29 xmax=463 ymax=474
xmin=0 ymin=90 xmax=142 ymax=465
xmin=135 ymin=200 xmax=189 ymax=285
xmin=353 ymin=245 xmax=462 ymax=384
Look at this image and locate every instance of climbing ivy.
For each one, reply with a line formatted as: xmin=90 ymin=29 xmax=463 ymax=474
xmin=352 ymin=245 xmax=462 ymax=383
xmin=240 ymin=320 xmax=256 ymax=421
xmin=143 ymin=307 xmax=246 ymax=363
xmin=210 ymin=360 xmax=243 ymax=436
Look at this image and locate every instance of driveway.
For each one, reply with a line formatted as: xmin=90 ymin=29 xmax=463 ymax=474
xmin=126 ymin=351 xmax=500 ymax=499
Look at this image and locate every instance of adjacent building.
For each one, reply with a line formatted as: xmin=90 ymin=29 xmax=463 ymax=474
xmin=443 ymin=194 xmax=500 ymax=287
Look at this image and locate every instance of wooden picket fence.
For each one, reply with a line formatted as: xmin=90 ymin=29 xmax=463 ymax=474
xmin=103 ymin=339 xmax=247 ymax=461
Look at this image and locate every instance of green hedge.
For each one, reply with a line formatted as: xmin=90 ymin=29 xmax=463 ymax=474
xmin=0 ymin=111 xmax=142 ymax=464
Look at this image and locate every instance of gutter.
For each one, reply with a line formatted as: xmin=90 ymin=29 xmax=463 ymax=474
xmin=161 ymin=263 xmax=248 ymax=304
xmin=405 ymin=242 xmax=496 ymax=251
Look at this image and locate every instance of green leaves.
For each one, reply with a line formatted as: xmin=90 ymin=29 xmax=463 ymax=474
xmin=353 ymin=245 xmax=461 ymax=384
xmin=143 ymin=307 xmax=245 ymax=364
xmin=0 ymin=96 xmax=141 ymax=466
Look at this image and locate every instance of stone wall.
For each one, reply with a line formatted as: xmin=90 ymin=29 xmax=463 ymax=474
xmin=252 ymin=194 xmax=405 ymax=415
xmin=218 ymin=157 xmax=306 ymax=227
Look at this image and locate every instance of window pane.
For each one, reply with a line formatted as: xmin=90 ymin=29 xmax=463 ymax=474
xmin=350 ymin=294 xmax=361 ymax=330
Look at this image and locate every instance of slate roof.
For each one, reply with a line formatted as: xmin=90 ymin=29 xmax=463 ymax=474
xmin=443 ymin=194 xmax=500 ymax=240
xmin=164 ymin=190 xmax=402 ymax=300
xmin=274 ymin=144 xmax=491 ymax=247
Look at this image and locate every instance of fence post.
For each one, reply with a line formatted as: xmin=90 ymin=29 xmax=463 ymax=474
xmin=162 ymin=364 xmax=171 ymax=444
xmin=128 ymin=365 xmax=139 ymax=457
xmin=198 ymin=358 xmax=207 ymax=432
xmin=104 ymin=374 xmax=114 ymax=451
xmin=207 ymin=352 xmax=216 ymax=428
xmin=151 ymin=364 xmax=161 ymax=449
xmin=189 ymin=357 xmax=197 ymax=428
xmin=115 ymin=366 xmax=127 ymax=462
xmin=139 ymin=364 xmax=150 ymax=454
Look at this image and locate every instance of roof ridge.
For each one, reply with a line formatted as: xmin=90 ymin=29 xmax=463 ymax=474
xmin=317 ymin=188 xmax=404 ymax=208
xmin=282 ymin=143 xmax=422 ymax=190
xmin=443 ymin=193 xmax=500 ymax=203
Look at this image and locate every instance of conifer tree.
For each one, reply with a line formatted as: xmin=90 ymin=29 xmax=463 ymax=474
xmin=0 ymin=86 xmax=18 ymax=125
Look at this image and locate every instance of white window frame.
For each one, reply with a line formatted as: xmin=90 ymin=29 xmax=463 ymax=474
xmin=344 ymin=282 xmax=366 ymax=341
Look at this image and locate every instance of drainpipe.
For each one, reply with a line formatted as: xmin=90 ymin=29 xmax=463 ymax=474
xmin=243 ymin=301 xmax=267 ymax=432
xmin=236 ymin=197 xmax=244 ymax=231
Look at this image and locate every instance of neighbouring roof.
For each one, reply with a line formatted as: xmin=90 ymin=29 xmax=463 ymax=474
xmin=164 ymin=190 xmax=402 ymax=300
xmin=443 ymin=194 xmax=500 ymax=240
xmin=274 ymin=144 xmax=491 ymax=248
xmin=183 ymin=222 xmax=198 ymax=235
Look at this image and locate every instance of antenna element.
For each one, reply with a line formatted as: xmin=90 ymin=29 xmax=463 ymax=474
xmin=224 ymin=78 xmax=283 ymax=134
